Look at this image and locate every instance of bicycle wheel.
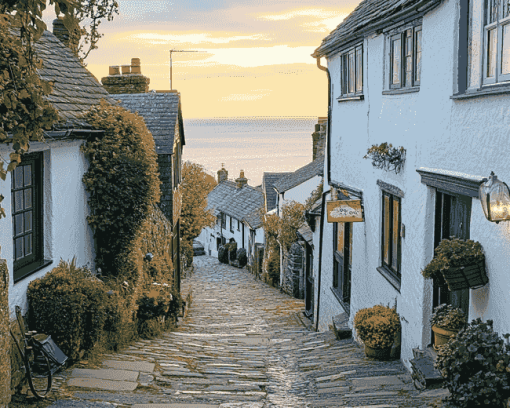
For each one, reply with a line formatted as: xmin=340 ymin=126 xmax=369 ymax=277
xmin=25 ymin=346 xmax=52 ymax=399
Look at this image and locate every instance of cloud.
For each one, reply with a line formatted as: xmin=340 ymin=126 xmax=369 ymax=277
xmin=257 ymin=7 xmax=347 ymax=33
xmin=258 ymin=8 xmax=339 ymax=21
xmin=126 ymin=32 xmax=271 ymax=45
xmin=221 ymin=89 xmax=272 ymax=102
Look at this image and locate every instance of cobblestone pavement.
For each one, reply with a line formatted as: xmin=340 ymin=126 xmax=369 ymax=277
xmin=37 ymin=256 xmax=447 ymax=408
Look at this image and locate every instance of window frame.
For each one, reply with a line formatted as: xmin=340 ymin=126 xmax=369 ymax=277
xmin=221 ymin=212 xmax=226 ymax=230
xmin=380 ymin=192 xmax=402 ymax=282
xmin=12 ymin=152 xmax=44 ymax=281
xmin=483 ymin=0 xmax=510 ymax=85
xmin=386 ymin=23 xmax=422 ymax=91
xmin=339 ymin=43 xmax=364 ymax=99
xmin=332 ymin=221 xmax=352 ymax=311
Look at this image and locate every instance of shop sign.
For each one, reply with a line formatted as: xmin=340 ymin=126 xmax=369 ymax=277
xmin=327 ymin=200 xmax=364 ymax=223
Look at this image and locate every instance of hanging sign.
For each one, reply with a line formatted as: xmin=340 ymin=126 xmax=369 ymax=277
xmin=327 ymin=200 xmax=364 ymax=223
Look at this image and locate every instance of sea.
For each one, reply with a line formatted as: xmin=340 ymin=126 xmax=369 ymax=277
xmin=182 ymin=117 xmax=318 ymax=187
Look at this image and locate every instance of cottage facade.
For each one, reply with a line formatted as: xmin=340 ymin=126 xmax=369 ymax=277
xmin=0 ymin=27 xmax=115 ymax=317
xmin=312 ymin=0 xmax=510 ymax=374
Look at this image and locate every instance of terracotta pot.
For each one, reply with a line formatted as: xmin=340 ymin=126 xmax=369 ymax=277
xmin=432 ymin=325 xmax=459 ymax=349
xmin=364 ymin=344 xmax=392 ymax=360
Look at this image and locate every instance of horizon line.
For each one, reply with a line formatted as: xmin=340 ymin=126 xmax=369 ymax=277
xmin=184 ymin=115 xmax=322 ymax=119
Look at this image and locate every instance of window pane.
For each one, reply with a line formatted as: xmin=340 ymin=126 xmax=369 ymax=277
xmin=392 ymin=199 xmax=399 ymax=271
xmin=24 ymin=211 xmax=32 ymax=232
xmin=405 ymin=31 xmax=413 ymax=86
xmin=14 ymin=191 xmax=23 ymax=212
xmin=487 ymin=28 xmax=497 ymax=77
xmin=24 ymin=189 xmax=32 ymax=209
xmin=505 ymin=0 xmax=510 ymax=18
xmin=337 ymin=223 xmax=344 ymax=256
xmin=23 ymin=165 xmax=31 ymax=186
xmin=502 ymin=24 xmax=510 ymax=74
xmin=415 ymin=30 xmax=422 ymax=82
xmin=356 ymin=47 xmax=363 ymax=92
xmin=487 ymin=0 xmax=498 ymax=24
xmin=14 ymin=166 xmax=23 ymax=189
xmin=15 ymin=237 xmax=23 ymax=260
xmin=24 ymin=234 xmax=32 ymax=256
xmin=383 ymin=195 xmax=390 ymax=265
xmin=392 ymin=38 xmax=401 ymax=84
xmin=348 ymin=51 xmax=355 ymax=93
xmin=14 ymin=214 xmax=23 ymax=236
xmin=333 ymin=259 xmax=339 ymax=288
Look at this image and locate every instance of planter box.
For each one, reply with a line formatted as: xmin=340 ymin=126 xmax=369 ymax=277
xmin=442 ymin=260 xmax=488 ymax=291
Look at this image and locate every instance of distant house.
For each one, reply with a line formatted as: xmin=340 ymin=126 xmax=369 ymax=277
xmin=198 ymin=166 xmax=264 ymax=269
xmin=262 ymin=172 xmax=291 ymax=213
xmin=101 ymin=60 xmax=185 ymax=291
xmin=0 ymin=23 xmax=114 ymax=316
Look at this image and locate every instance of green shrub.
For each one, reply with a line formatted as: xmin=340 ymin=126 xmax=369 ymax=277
xmin=228 ymin=242 xmax=237 ymax=261
xmin=430 ymin=304 xmax=467 ymax=331
xmin=181 ymin=238 xmax=193 ymax=268
xmin=237 ymin=248 xmax=247 ymax=267
xmin=218 ymin=246 xmax=228 ymax=264
xmin=354 ymin=305 xmax=400 ymax=349
xmin=265 ymin=248 xmax=280 ymax=283
xmin=435 ymin=319 xmax=510 ymax=407
xmin=27 ymin=259 xmax=118 ymax=360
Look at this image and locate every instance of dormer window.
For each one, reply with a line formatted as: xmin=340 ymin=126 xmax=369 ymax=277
xmin=338 ymin=43 xmax=363 ymax=100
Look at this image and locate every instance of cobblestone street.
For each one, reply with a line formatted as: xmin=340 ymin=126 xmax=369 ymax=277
xmin=40 ymin=256 xmax=447 ymax=408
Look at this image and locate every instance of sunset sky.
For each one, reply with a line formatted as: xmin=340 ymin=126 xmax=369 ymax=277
xmin=44 ymin=0 xmax=359 ymax=118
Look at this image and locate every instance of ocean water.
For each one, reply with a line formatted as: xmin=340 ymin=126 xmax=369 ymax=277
xmin=182 ymin=117 xmax=318 ymax=186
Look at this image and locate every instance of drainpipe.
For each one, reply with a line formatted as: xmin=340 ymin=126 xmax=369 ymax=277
xmin=315 ymin=188 xmax=330 ymax=332
xmin=316 ymin=57 xmax=332 ymax=183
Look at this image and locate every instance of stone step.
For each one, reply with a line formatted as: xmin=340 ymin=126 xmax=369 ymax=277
xmin=410 ymin=348 xmax=444 ymax=390
xmin=332 ymin=312 xmax=352 ymax=340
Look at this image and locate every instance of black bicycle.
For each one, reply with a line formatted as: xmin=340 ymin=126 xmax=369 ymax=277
xmin=10 ymin=306 xmax=67 ymax=399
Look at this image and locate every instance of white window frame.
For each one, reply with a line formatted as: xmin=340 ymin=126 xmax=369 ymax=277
xmin=483 ymin=0 xmax=510 ymax=85
xmin=339 ymin=43 xmax=363 ymax=97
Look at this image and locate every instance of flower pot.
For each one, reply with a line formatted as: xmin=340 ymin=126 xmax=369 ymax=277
xmin=432 ymin=325 xmax=459 ymax=349
xmin=441 ymin=260 xmax=488 ymax=291
xmin=364 ymin=344 xmax=392 ymax=360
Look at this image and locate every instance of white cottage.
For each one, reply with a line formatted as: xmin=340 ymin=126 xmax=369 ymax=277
xmin=311 ymin=0 xmax=510 ymax=379
xmin=0 ymin=26 xmax=115 ymax=317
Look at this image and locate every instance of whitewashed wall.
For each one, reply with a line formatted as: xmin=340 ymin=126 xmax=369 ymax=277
xmin=319 ymin=0 xmax=510 ymax=371
xmin=278 ymin=175 xmax=322 ymax=216
xmin=0 ymin=140 xmax=95 ymax=318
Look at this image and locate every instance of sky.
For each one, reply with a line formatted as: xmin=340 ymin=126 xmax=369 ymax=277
xmin=44 ymin=0 xmax=359 ymax=118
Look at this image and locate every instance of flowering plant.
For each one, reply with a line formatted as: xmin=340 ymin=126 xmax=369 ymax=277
xmin=421 ymin=237 xmax=485 ymax=279
xmin=354 ymin=305 xmax=400 ymax=349
xmin=430 ymin=304 xmax=467 ymax=331
xmin=363 ymin=143 xmax=406 ymax=174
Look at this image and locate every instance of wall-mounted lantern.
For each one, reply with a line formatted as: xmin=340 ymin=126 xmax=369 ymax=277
xmin=479 ymin=171 xmax=510 ymax=223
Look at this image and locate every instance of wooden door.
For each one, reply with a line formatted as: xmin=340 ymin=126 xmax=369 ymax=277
xmin=305 ymin=244 xmax=314 ymax=317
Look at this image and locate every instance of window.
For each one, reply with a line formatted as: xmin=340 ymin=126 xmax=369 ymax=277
xmin=388 ymin=25 xmax=422 ymax=89
xmin=217 ymin=213 xmax=222 ymax=227
xmin=381 ymin=192 xmax=401 ymax=281
xmin=12 ymin=153 xmax=44 ymax=281
xmin=237 ymin=219 xmax=240 ymax=231
xmin=219 ymin=212 xmax=226 ymax=230
xmin=230 ymin=217 xmax=234 ymax=233
xmin=483 ymin=0 xmax=510 ymax=84
xmin=340 ymin=44 xmax=363 ymax=97
xmin=333 ymin=222 xmax=352 ymax=310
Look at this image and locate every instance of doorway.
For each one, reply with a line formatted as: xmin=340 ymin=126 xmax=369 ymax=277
xmin=304 ymin=243 xmax=314 ymax=318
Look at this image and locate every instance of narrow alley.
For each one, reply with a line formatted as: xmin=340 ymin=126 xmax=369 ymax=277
xmin=43 ymin=257 xmax=447 ymax=408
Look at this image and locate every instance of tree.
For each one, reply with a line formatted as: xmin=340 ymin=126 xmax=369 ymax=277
xmin=180 ymin=161 xmax=216 ymax=265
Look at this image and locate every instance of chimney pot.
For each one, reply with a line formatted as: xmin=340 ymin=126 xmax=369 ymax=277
xmin=217 ymin=165 xmax=228 ymax=183
xmin=131 ymin=58 xmax=141 ymax=67
xmin=121 ymin=65 xmax=131 ymax=75
xmin=109 ymin=66 xmax=120 ymax=75
xmin=235 ymin=169 xmax=248 ymax=189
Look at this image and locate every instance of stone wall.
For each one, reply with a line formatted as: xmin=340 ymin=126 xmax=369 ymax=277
xmin=157 ymin=154 xmax=173 ymax=223
xmin=312 ymin=117 xmax=327 ymax=161
xmin=282 ymin=243 xmax=304 ymax=299
xmin=102 ymin=74 xmax=150 ymax=94
xmin=0 ymin=260 xmax=9 ymax=407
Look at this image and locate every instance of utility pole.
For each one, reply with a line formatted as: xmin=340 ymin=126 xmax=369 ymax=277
xmin=169 ymin=49 xmax=206 ymax=90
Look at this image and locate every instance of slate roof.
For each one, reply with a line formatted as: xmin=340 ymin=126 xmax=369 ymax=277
xmin=206 ymin=181 xmax=265 ymax=229
xmin=36 ymin=30 xmax=114 ymax=129
xmin=313 ymin=0 xmax=441 ymax=57
xmin=308 ymin=199 xmax=322 ymax=216
xmin=262 ymin=172 xmax=292 ymax=212
xmin=273 ymin=157 xmax=324 ymax=194
xmin=115 ymin=92 xmax=183 ymax=155
xmin=297 ymin=223 xmax=313 ymax=245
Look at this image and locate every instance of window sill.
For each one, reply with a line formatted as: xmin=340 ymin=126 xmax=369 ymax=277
xmin=330 ymin=287 xmax=350 ymax=315
xmin=382 ymin=87 xmax=420 ymax=95
xmin=14 ymin=259 xmax=53 ymax=283
xmin=452 ymin=84 xmax=510 ymax=100
xmin=337 ymin=95 xmax=364 ymax=102
xmin=376 ymin=266 xmax=401 ymax=292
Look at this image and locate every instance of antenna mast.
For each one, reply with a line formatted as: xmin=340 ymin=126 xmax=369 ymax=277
xmin=169 ymin=49 xmax=206 ymax=90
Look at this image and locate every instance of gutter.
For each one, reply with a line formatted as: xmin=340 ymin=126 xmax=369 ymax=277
xmin=315 ymin=188 xmax=330 ymax=332
xmin=315 ymin=57 xmax=332 ymax=185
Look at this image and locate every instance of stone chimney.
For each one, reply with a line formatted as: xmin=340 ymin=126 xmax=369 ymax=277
xmin=312 ymin=116 xmax=327 ymax=161
xmin=101 ymin=58 xmax=150 ymax=94
xmin=53 ymin=17 xmax=78 ymax=49
xmin=217 ymin=164 xmax=228 ymax=183
xmin=235 ymin=170 xmax=248 ymax=189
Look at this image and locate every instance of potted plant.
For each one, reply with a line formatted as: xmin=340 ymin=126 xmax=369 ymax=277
xmin=421 ymin=237 xmax=488 ymax=291
xmin=354 ymin=305 xmax=400 ymax=360
xmin=430 ymin=304 xmax=467 ymax=349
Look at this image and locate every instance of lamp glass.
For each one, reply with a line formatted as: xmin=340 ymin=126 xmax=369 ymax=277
xmin=479 ymin=173 xmax=510 ymax=222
